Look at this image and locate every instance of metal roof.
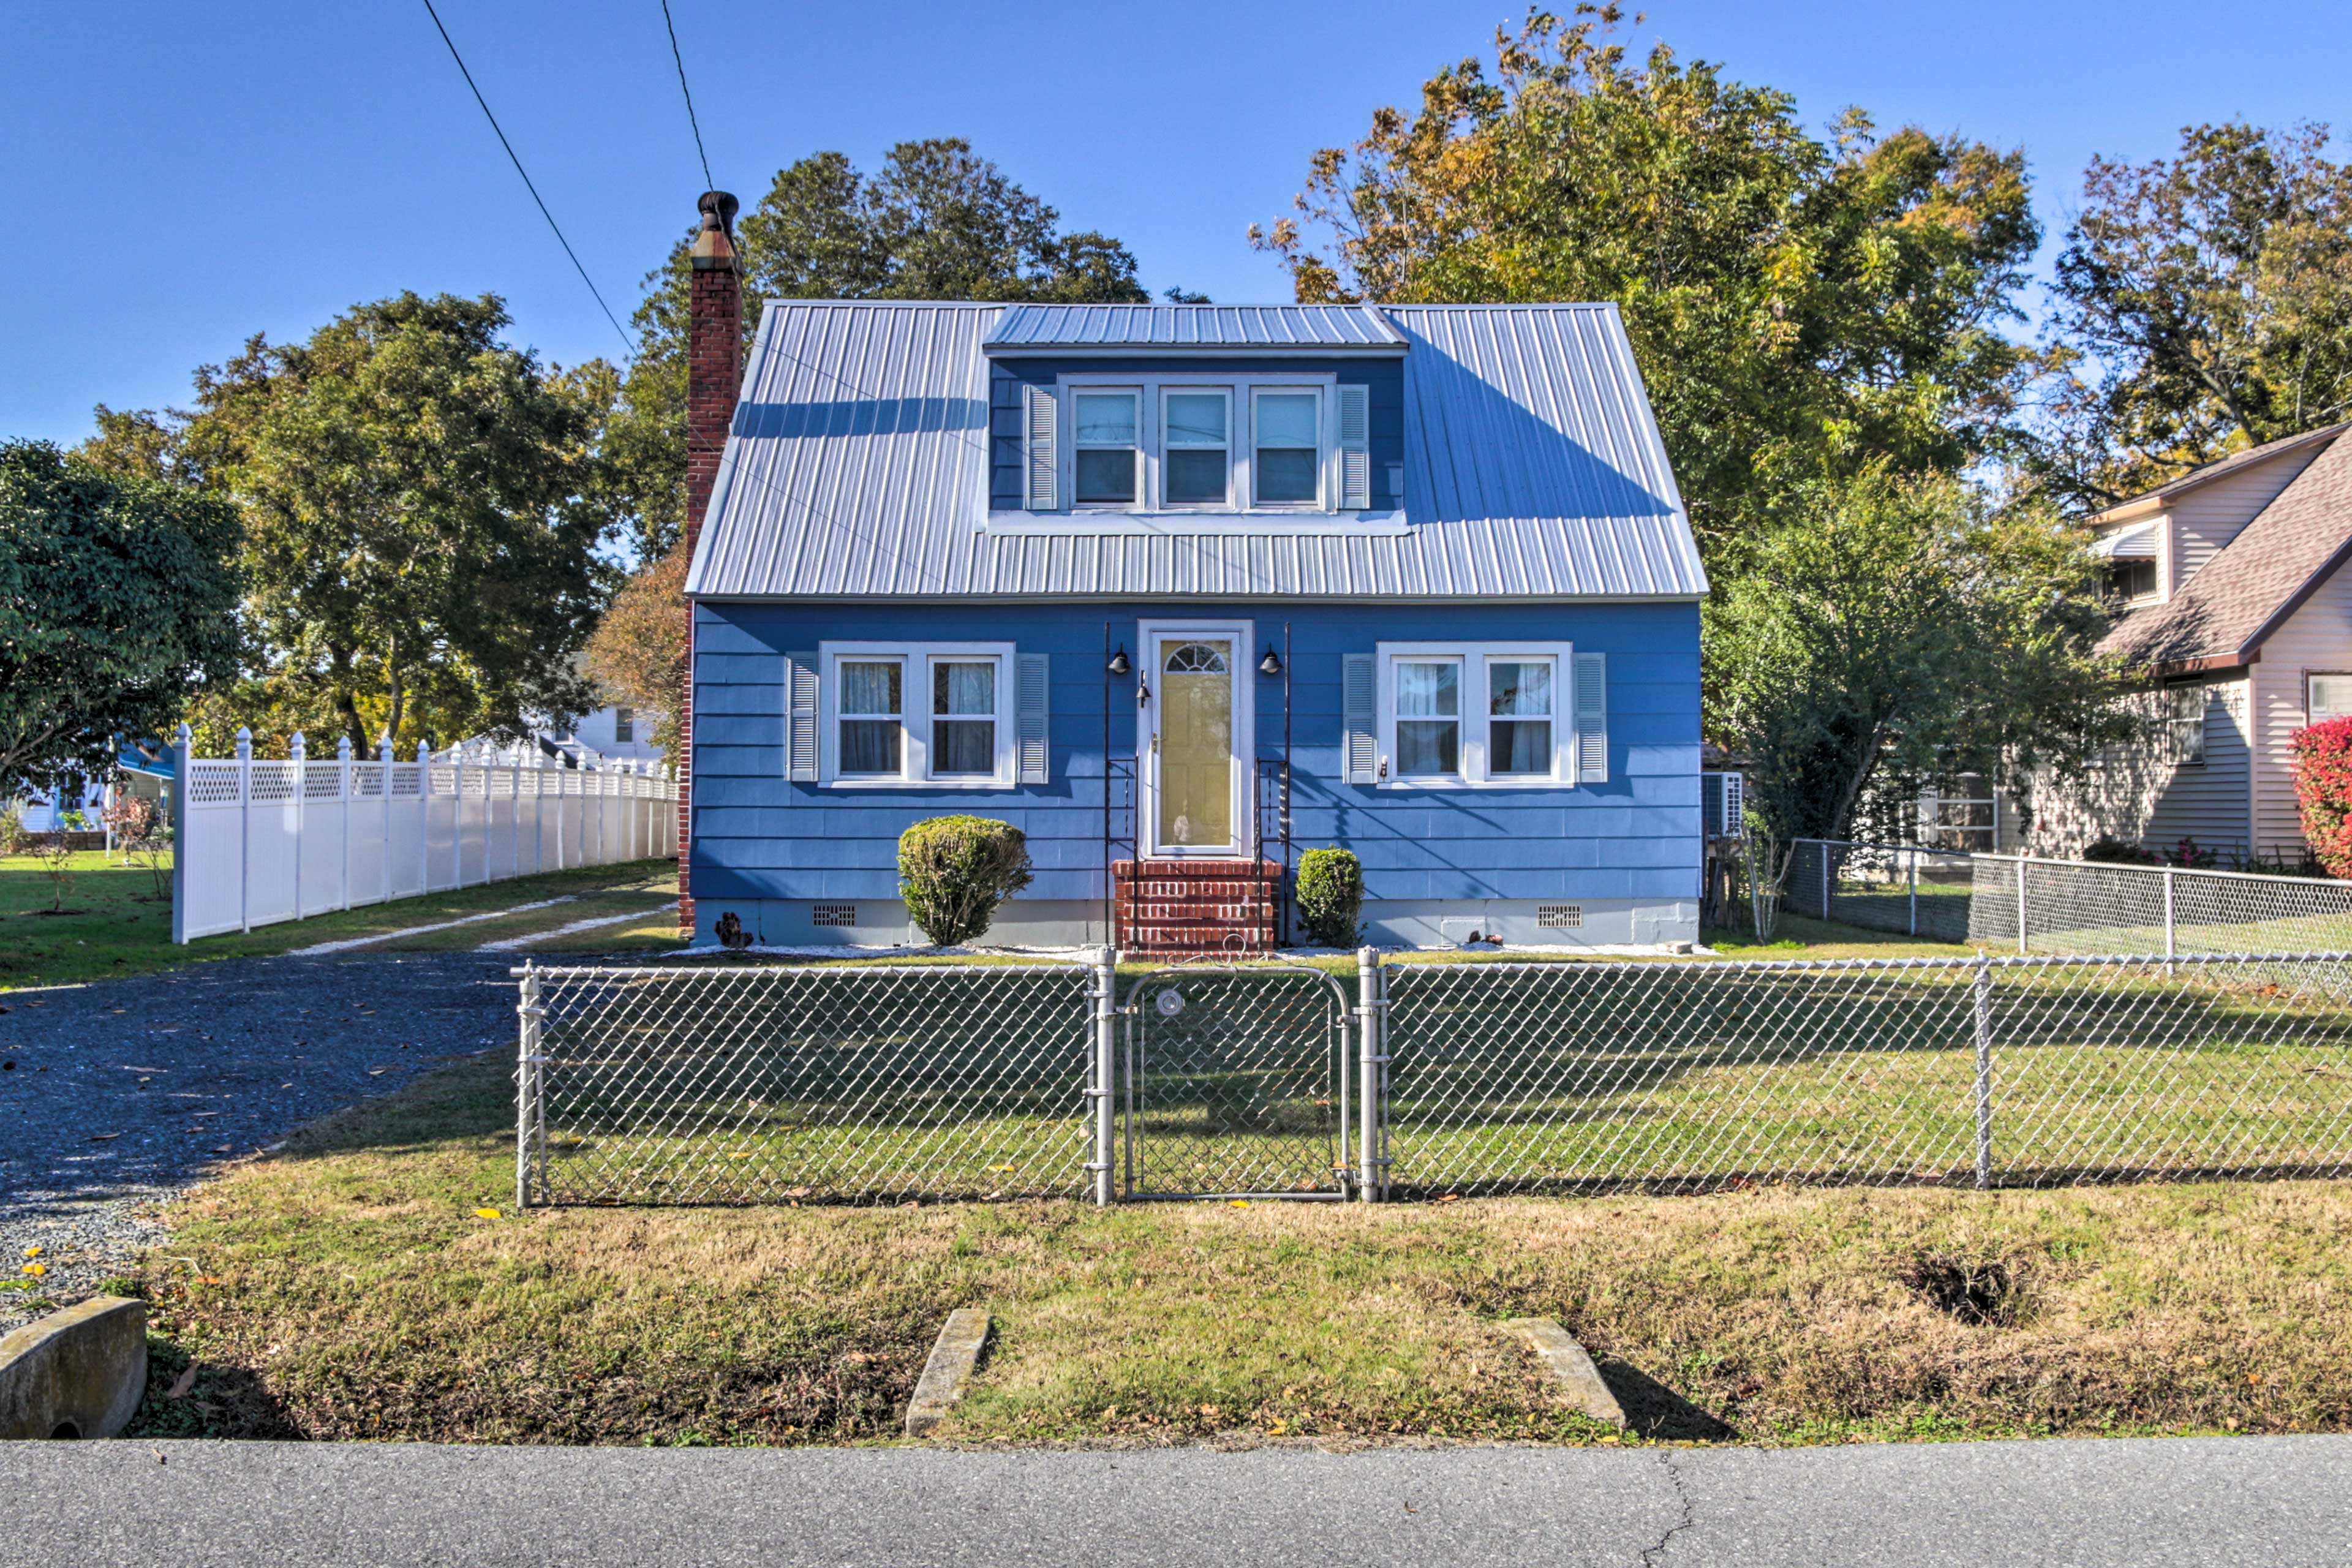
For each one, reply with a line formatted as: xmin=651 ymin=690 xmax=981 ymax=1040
xmin=686 ymin=301 xmax=1705 ymax=601
xmin=985 ymin=303 xmax=1404 ymax=353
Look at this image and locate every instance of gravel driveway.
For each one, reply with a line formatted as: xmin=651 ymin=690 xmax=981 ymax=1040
xmin=1 ymin=952 xmax=519 ymax=1332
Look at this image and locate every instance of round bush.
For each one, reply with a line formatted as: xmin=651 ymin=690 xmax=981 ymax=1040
xmin=898 ymin=815 xmax=1035 ymax=947
xmin=2291 ymin=716 xmax=2352 ymax=878
xmin=1294 ymin=847 xmax=1364 ymax=949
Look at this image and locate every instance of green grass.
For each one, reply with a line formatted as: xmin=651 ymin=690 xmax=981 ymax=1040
xmin=0 ymin=853 xmax=684 ymax=990
xmin=124 ymin=1047 xmax=2352 ymax=1447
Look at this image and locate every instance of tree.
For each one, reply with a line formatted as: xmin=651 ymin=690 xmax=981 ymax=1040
xmin=2027 ymin=121 xmax=2352 ymax=510
xmin=168 ymin=293 xmax=611 ymax=752
xmin=0 ymin=441 xmax=243 ymax=801
xmin=581 ymin=548 xmax=688 ymax=763
xmin=1705 ymin=466 xmax=2135 ymax=846
xmin=1251 ymin=8 xmax=2039 ymax=560
xmin=609 ymin=138 xmax=1153 ymax=559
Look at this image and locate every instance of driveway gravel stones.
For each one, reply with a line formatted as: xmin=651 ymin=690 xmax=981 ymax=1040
xmin=0 ymin=953 xmax=518 ymax=1332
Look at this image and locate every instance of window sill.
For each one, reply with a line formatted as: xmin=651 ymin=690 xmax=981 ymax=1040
xmin=984 ymin=510 xmax=1409 ymax=537
xmin=819 ymin=777 xmax=1019 ymax=791
xmin=1376 ymin=777 xmax=1574 ymax=790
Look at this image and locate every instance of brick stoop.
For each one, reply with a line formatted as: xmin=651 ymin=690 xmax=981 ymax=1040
xmin=1112 ymin=858 xmax=1281 ymax=954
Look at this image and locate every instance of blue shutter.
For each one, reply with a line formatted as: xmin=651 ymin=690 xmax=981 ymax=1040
xmin=1337 ymin=384 xmax=1370 ymax=510
xmin=785 ymin=652 xmax=819 ymax=782
xmin=1572 ymin=652 xmax=1607 ymax=784
xmin=1023 ymin=383 xmax=1057 ymax=511
xmin=1016 ymin=652 xmax=1049 ymax=784
xmin=1343 ymin=652 xmax=1378 ymax=784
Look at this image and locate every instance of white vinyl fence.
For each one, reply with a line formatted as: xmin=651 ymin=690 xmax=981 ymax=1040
xmin=172 ymin=725 xmax=677 ymax=943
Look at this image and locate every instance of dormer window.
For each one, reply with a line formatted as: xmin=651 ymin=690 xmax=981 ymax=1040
xmin=1033 ymin=372 xmax=1370 ymax=516
xmin=2101 ymin=558 xmax=2157 ymax=603
xmin=1074 ymin=390 xmax=1140 ymax=505
xmin=1251 ymin=389 xmax=1322 ymax=506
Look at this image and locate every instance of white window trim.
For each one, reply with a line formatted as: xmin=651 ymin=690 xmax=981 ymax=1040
xmin=2309 ymin=671 xmax=2352 ymax=726
xmin=818 ymin=641 xmax=1017 ymax=788
xmin=1058 ymin=371 xmax=1341 ymax=516
xmin=1069 ymin=386 xmax=1142 ymax=510
xmin=1158 ymin=384 xmax=1232 ymax=510
xmin=1375 ymin=641 xmax=1574 ymax=788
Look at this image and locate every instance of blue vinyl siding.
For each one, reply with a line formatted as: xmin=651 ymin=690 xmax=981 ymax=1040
xmin=989 ymin=357 xmax=1408 ymax=513
xmin=687 ymin=600 xmax=1699 ymax=907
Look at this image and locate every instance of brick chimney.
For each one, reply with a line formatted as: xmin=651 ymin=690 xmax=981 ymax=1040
xmin=678 ymin=189 xmax=740 ymax=932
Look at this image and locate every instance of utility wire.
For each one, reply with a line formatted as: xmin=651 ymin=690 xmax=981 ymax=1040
xmin=659 ymin=0 xmax=715 ymax=192
xmin=419 ymin=0 xmax=635 ymax=354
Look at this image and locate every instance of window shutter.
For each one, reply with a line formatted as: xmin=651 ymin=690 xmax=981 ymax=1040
xmin=1016 ymin=652 xmax=1049 ymax=784
xmin=1343 ymin=652 xmax=1378 ymax=784
xmin=1023 ymin=383 xmax=1057 ymax=510
xmin=1724 ymin=771 xmax=1744 ymax=834
xmin=785 ymin=651 xmax=820 ymax=782
xmin=1337 ymin=384 xmax=1371 ymax=510
xmin=1572 ymin=652 xmax=1607 ymax=784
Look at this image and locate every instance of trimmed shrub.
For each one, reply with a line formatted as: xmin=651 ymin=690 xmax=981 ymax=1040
xmin=898 ymin=815 xmax=1034 ymax=947
xmin=1294 ymin=847 xmax=1364 ymax=948
xmin=2291 ymin=716 xmax=2352 ymax=878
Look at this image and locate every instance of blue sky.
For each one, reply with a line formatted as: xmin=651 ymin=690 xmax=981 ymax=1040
xmin=4 ymin=0 xmax=2347 ymax=445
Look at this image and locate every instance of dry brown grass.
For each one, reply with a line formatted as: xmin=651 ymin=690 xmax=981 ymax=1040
xmin=124 ymin=1052 xmax=2352 ymax=1447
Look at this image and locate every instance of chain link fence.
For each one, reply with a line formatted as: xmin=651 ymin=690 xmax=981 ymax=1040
xmin=518 ymin=963 xmax=1100 ymax=1205
xmin=516 ymin=951 xmax=2352 ymax=1205
xmin=1378 ymin=954 xmax=2352 ymax=1196
xmin=1788 ymin=839 xmax=2352 ymax=956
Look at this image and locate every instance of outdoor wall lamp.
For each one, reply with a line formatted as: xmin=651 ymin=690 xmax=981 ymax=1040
xmin=1107 ymin=646 xmax=1131 ymax=677
xmin=1259 ymin=647 xmax=1283 ymax=677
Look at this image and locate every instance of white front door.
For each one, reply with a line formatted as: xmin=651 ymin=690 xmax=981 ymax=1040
xmin=1142 ymin=624 xmax=1251 ymax=858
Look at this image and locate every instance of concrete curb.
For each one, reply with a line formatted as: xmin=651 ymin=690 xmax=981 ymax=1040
xmin=0 ymin=1296 xmax=149 ymax=1439
xmin=1501 ymin=1317 xmax=1625 ymax=1427
xmin=904 ymin=1310 xmax=992 ymax=1437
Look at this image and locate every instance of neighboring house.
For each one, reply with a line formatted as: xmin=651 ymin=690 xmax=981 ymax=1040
xmin=671 ymin=209 xmax=1704 ymax=951
xmin=2024 ymin=421 xmax=2352 ymax=862
xmin=441 ymin=704 xmax=666 ymax=768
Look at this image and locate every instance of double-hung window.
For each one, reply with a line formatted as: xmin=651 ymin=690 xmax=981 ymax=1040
xmin=1251 ymin=388 xmax=1322 ymax=505
xmin=821 ymin=642 xmax=1015 ymax=785
xmin=1073 ymin=389 xmax=1140 ymax=506
xmin=1378 ymin=643 xmax=1572 ymax=785
xmin=1162 ymin=388 xmax=1231 ymax=507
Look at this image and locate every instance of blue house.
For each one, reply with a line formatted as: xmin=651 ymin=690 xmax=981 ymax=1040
xmin=680 ymin=295 xmax=1706 ymax=952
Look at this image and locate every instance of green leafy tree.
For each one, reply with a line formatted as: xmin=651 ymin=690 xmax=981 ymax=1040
xmin=1705 ymin=466 xmax=2136 ymax=846
xmin=2027 ymin=121 xmax=2352 ymax=510
xmin=146 ymin=293 xmax=612 ymax=752
xmin=1253 ymin=7 xmax=2039 ymax=561
xmin=610 ymin=138 xmax=1153 ymax=559
xmin=0 ymin=440 xmax=243 ymax=797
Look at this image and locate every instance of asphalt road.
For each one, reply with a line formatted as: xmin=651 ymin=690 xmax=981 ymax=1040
xmin=7 ymin=1436 xmax=2351 ymax=1567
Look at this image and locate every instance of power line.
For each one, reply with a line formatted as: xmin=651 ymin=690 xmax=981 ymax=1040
xmin=418 ymin=0 xmax=635 ymax=355
xmin=658 ymin=0 xmax=715 ymax=192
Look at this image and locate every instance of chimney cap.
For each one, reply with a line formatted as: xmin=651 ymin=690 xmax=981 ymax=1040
xmin=698 ymin=190 xmax=739 ymax=233
xmin=692 ymin=190 xmax=739 ymax=272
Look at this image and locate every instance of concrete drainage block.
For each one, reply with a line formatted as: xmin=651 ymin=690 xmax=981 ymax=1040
xmin=1501 ymin=1317 xmax=1626 ymax=1427
xmin=0 ymin=1296 xmax=149 ymax=1440
xmin=903 ymin=1309 xmax=992 ymax=1437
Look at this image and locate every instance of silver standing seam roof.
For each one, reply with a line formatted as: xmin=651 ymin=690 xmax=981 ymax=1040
xmin=985 ymin=303 xmax=1406 ymax=352
xmin=685 ymin=300 xmax=1706 ymax=601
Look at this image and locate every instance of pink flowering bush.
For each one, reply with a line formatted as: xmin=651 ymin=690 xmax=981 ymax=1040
xmin=2290 ymin=716 xmax=2352 ymax=878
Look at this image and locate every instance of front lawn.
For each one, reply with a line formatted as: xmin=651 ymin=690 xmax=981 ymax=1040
xmin=124 ymin=1049 xmax=2352 ymax=1447
xmin=0 ymin=852 xmax=684 ymax=990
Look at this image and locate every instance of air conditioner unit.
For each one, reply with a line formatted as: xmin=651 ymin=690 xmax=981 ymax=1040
xmin=1702 ymin=771 xmax=1746 ymax=837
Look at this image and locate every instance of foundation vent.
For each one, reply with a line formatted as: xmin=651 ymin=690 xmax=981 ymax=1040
xmin=812 ymin=903 xmax=856 ymax=927
xmin=1537 ymin=903 xmax=1583 ymax=929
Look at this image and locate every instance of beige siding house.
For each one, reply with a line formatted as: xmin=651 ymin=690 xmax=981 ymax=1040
xmin=2023 ymin=422 xmax=2352 ymax=865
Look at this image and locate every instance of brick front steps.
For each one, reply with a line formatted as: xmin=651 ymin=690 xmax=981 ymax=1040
xmin=1112 ymin=858 xmax=1281 ymax=955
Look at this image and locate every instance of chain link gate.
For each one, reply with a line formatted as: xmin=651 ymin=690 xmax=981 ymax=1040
xmin=1115 ymin=962 xmax=1361 ymax=1199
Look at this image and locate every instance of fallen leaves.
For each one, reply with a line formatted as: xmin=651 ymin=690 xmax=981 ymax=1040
xmin=166 ymin=1363 xmax=199 ymax=1400
xmin=88 ymin=1132 xmax=120 ymax=1142
xmin=20 ymin=1262 xmax=45 ymax=1277
xmin=473 ymin=1207 xmax=502 ymax=1220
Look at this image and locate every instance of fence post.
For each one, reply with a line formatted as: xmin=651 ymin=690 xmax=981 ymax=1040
xmin=289 ymin=732 xmax=306 ymax=922
xmin=1090 ymin=947 xmax=1118 ymax=1206
xmin=1357 ymin=946 xmax=1384 ymax=1202
xmin=1908 ymin=848 xmax=1918 ymax=937
xmin=2163 ymin=867 xmax=2177 ymax=976
xmin=1820 ymin=843 xmax=1831 ymax=922
xmin=235 ymin=726 xmax=252 ymax=935
xmin=336 ymin=735 xmax=353 ymax=911
xmin=1972 ymin=954 xmax=1994 ymax=1191
xmin=2016 ymin=858 xmax=2029 ymax=956
xmin=379 ymin=736 xmax=394 ymax=905
xmin=171 ymin=722 xmax=192 ymax=946
xmin=514 ymin=962 xmax=543 ymax=1211
xmin=415 ymin=740 xmax=432 ymax=898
